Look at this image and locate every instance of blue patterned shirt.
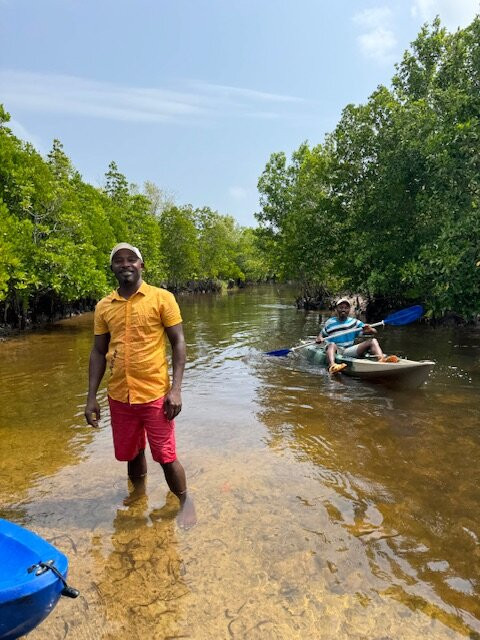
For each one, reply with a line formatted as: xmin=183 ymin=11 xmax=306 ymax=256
xmin=321 ymin=316 xmax=365 ymax=347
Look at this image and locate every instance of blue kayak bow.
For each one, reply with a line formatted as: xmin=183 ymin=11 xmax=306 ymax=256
xmin=265 ymin=305 xmax=424 ymax=357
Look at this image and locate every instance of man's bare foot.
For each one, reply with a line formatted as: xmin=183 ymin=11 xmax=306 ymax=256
xmin=177 ymin=494 xmax=197 ymax=529
xmin=380 ymin=355 xmax=400 ymax=363
xmin=329 ymin=363 xmax=347 ymax=374
xmin=123 ymin=476 xmax=147 ymax=506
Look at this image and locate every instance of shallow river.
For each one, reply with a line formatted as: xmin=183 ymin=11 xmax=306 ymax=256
xmin=1 ymin=286 xmax=480 ymax=639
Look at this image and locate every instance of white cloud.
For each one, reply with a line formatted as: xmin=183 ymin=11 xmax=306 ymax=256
xmin=229 ymin=186 xmax=248 ymax=200
xmin=353 ymin=7 xmax=393 ymax=28
xmin=411 ymin=0 xmax=479 ymax=30
xmin=353 ymin=6 xmax=397 ymax=63
xmin=194 ymin=82 xmax=304 ymax=104
xmin=358 ymin=27 xmax=397 ymax=60
xmin=0 ymin=70 xmax=306 ymax=124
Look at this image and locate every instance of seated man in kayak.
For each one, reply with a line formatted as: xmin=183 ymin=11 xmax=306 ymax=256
xmin=316 ymin=298 xmax=399 ymax=374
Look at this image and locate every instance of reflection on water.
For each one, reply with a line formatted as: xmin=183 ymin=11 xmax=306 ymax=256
xmin=0 ymin=286 xmax=479 ymax=638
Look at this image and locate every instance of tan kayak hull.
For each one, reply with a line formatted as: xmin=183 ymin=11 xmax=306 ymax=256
xmin=303 ymin=345 xmax=434 ymax=389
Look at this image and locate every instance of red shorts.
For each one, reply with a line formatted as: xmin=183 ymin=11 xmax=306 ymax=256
xmin=108 ymin=396 xmax=176 ymax=464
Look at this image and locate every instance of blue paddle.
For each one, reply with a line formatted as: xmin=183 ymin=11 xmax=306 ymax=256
xmin=265 ymin=305 xmax=424 ymax=356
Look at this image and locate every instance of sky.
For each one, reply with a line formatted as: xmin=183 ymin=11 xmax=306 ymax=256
xmin=1 ymin=1 xmax=479 ymax=227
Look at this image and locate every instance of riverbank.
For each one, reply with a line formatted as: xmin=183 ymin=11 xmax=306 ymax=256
xmin=294 ymin=291 xmax=479 ymax=327
xmin=0 ymin=279 xmax=260 ymax=338
xmin=2 ymin=284 xmax=477 ymax=340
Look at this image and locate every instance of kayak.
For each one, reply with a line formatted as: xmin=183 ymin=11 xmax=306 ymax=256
xmin=0 ymin=519 xmax=78 ymax=640
xmin=303 ymin=344 xmax=434 ymax=389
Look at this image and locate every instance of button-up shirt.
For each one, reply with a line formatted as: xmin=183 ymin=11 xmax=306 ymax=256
xmin=94 ymin=281 xmax=182 ymax=403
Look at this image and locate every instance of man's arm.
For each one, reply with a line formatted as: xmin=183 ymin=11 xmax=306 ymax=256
xmin=85 ymin=333 xmax=110 ymax=427
xmin=164 ymin=323 xmax=186 ymax=420
xmin=362 ymin=324 xmax=378 ymax=336
xmin=316 ymin=323 xmax=328 ymax=343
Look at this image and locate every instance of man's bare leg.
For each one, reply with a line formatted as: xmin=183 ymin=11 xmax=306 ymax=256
xmin=161 ymin=460 xmax=197 ymax=529
xmin=124 ymin=449 xmax=147 ymax=505
xmin=326 ymin=344 xmax=347 ymax=374
xmin=326 ymin=343 xmax=338 ymax=368
xmin=128 ymin=448 xmax=147 ymax=479
xmin=356 ymin=338 xmax=383 ymax=358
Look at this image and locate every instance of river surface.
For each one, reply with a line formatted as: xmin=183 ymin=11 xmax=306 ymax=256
xmin=1 ymin=286 xmax=480 ymax=639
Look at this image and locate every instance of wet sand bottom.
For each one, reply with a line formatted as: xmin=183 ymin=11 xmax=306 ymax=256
xmin=22 ymin=445 xmax=465 ymax=640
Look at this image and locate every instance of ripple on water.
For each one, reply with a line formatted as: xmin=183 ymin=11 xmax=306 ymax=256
xmin=2 ymin=288 xmax=480 ymax=639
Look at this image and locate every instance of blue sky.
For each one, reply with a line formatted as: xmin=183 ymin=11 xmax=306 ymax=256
xmin=1 ymin=1 xmax=478 ymax=226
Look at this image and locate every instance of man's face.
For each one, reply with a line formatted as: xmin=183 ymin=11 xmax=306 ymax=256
xmin=111 ymin=249 xmax=143 ymax=286
xmin=336 ymin=302 xmax=351 ymax=319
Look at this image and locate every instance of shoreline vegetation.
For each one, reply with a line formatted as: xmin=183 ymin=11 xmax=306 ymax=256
xmin=256 ymin=17 xmax=480 ymax=323
xmin=0 ymin=102 xmax=271 ymax=332
xmin=1 ymin=18 xmax=479 ymax=335
xmin=0 ymin=283 xmax=474 ymax=342
xmin=0 ymin=279 xmax=257 ymax=337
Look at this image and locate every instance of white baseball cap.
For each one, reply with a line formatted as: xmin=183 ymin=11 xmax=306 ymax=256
xmin=110 ymin=243 xmax=143 ymax=264
xmin=336 ymin=297 xmax=351 ymax=307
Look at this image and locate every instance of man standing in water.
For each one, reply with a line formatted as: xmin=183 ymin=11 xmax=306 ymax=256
xmin=85 ymin=243 xmax=196 ymax=528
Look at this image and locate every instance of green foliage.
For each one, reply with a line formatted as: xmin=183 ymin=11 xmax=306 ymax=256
xmin=196 ymin=207 xmax=243 ymax=281
xmin=0 ymin=201 xmax=34 ymax=299
xmin=235 ymin=227 xmax=270 ymax=282
xmin=0 ymin=109 xmax=267 ymax=326
xmin=143 ymin=181 xmax=175 ymax=217
xmin=157 ymin=204 xmax=268 ymax=287
xmin=104 ymin=161 xmax=129 ymax=203
xmin=158 ymin=205 xmax=200 ymax=288
xmin=256 ymin=16 xmax=480 ymax=318
xmin=257 ymin=142 xmax=346 ymax=291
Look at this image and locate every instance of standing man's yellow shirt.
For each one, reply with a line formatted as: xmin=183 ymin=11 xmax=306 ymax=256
xmin=93 ymin=282 xmax=182 ymax=403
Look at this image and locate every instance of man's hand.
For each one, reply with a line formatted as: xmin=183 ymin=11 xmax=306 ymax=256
xmin=164 ymin=389 xmax=182 ymax=420
xmin=315 ymin=335 xmax=325 ymax=344
xmin=164 ymin=323 xmax=185 ymax=420
xmin=362 ymin=324 xmax=373 ymax=335
xmin=85 ymin=398 xmax=101 ymax=427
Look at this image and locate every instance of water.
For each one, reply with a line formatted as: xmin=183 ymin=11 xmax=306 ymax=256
xmin=0 ymin=286 xmax=479 ymax=639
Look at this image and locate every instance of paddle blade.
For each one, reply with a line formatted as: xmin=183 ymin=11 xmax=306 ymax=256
xmin=384 ymin=305 xmax=424 ymax=326
xmin=264 ymin=348 xmax=291 ymax=357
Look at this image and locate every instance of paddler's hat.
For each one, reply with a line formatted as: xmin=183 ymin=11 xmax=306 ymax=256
xmin=336 ymin=297 xmax=351 ymax=307
xmin=110 ymin=243 xmax=143 ymax=264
